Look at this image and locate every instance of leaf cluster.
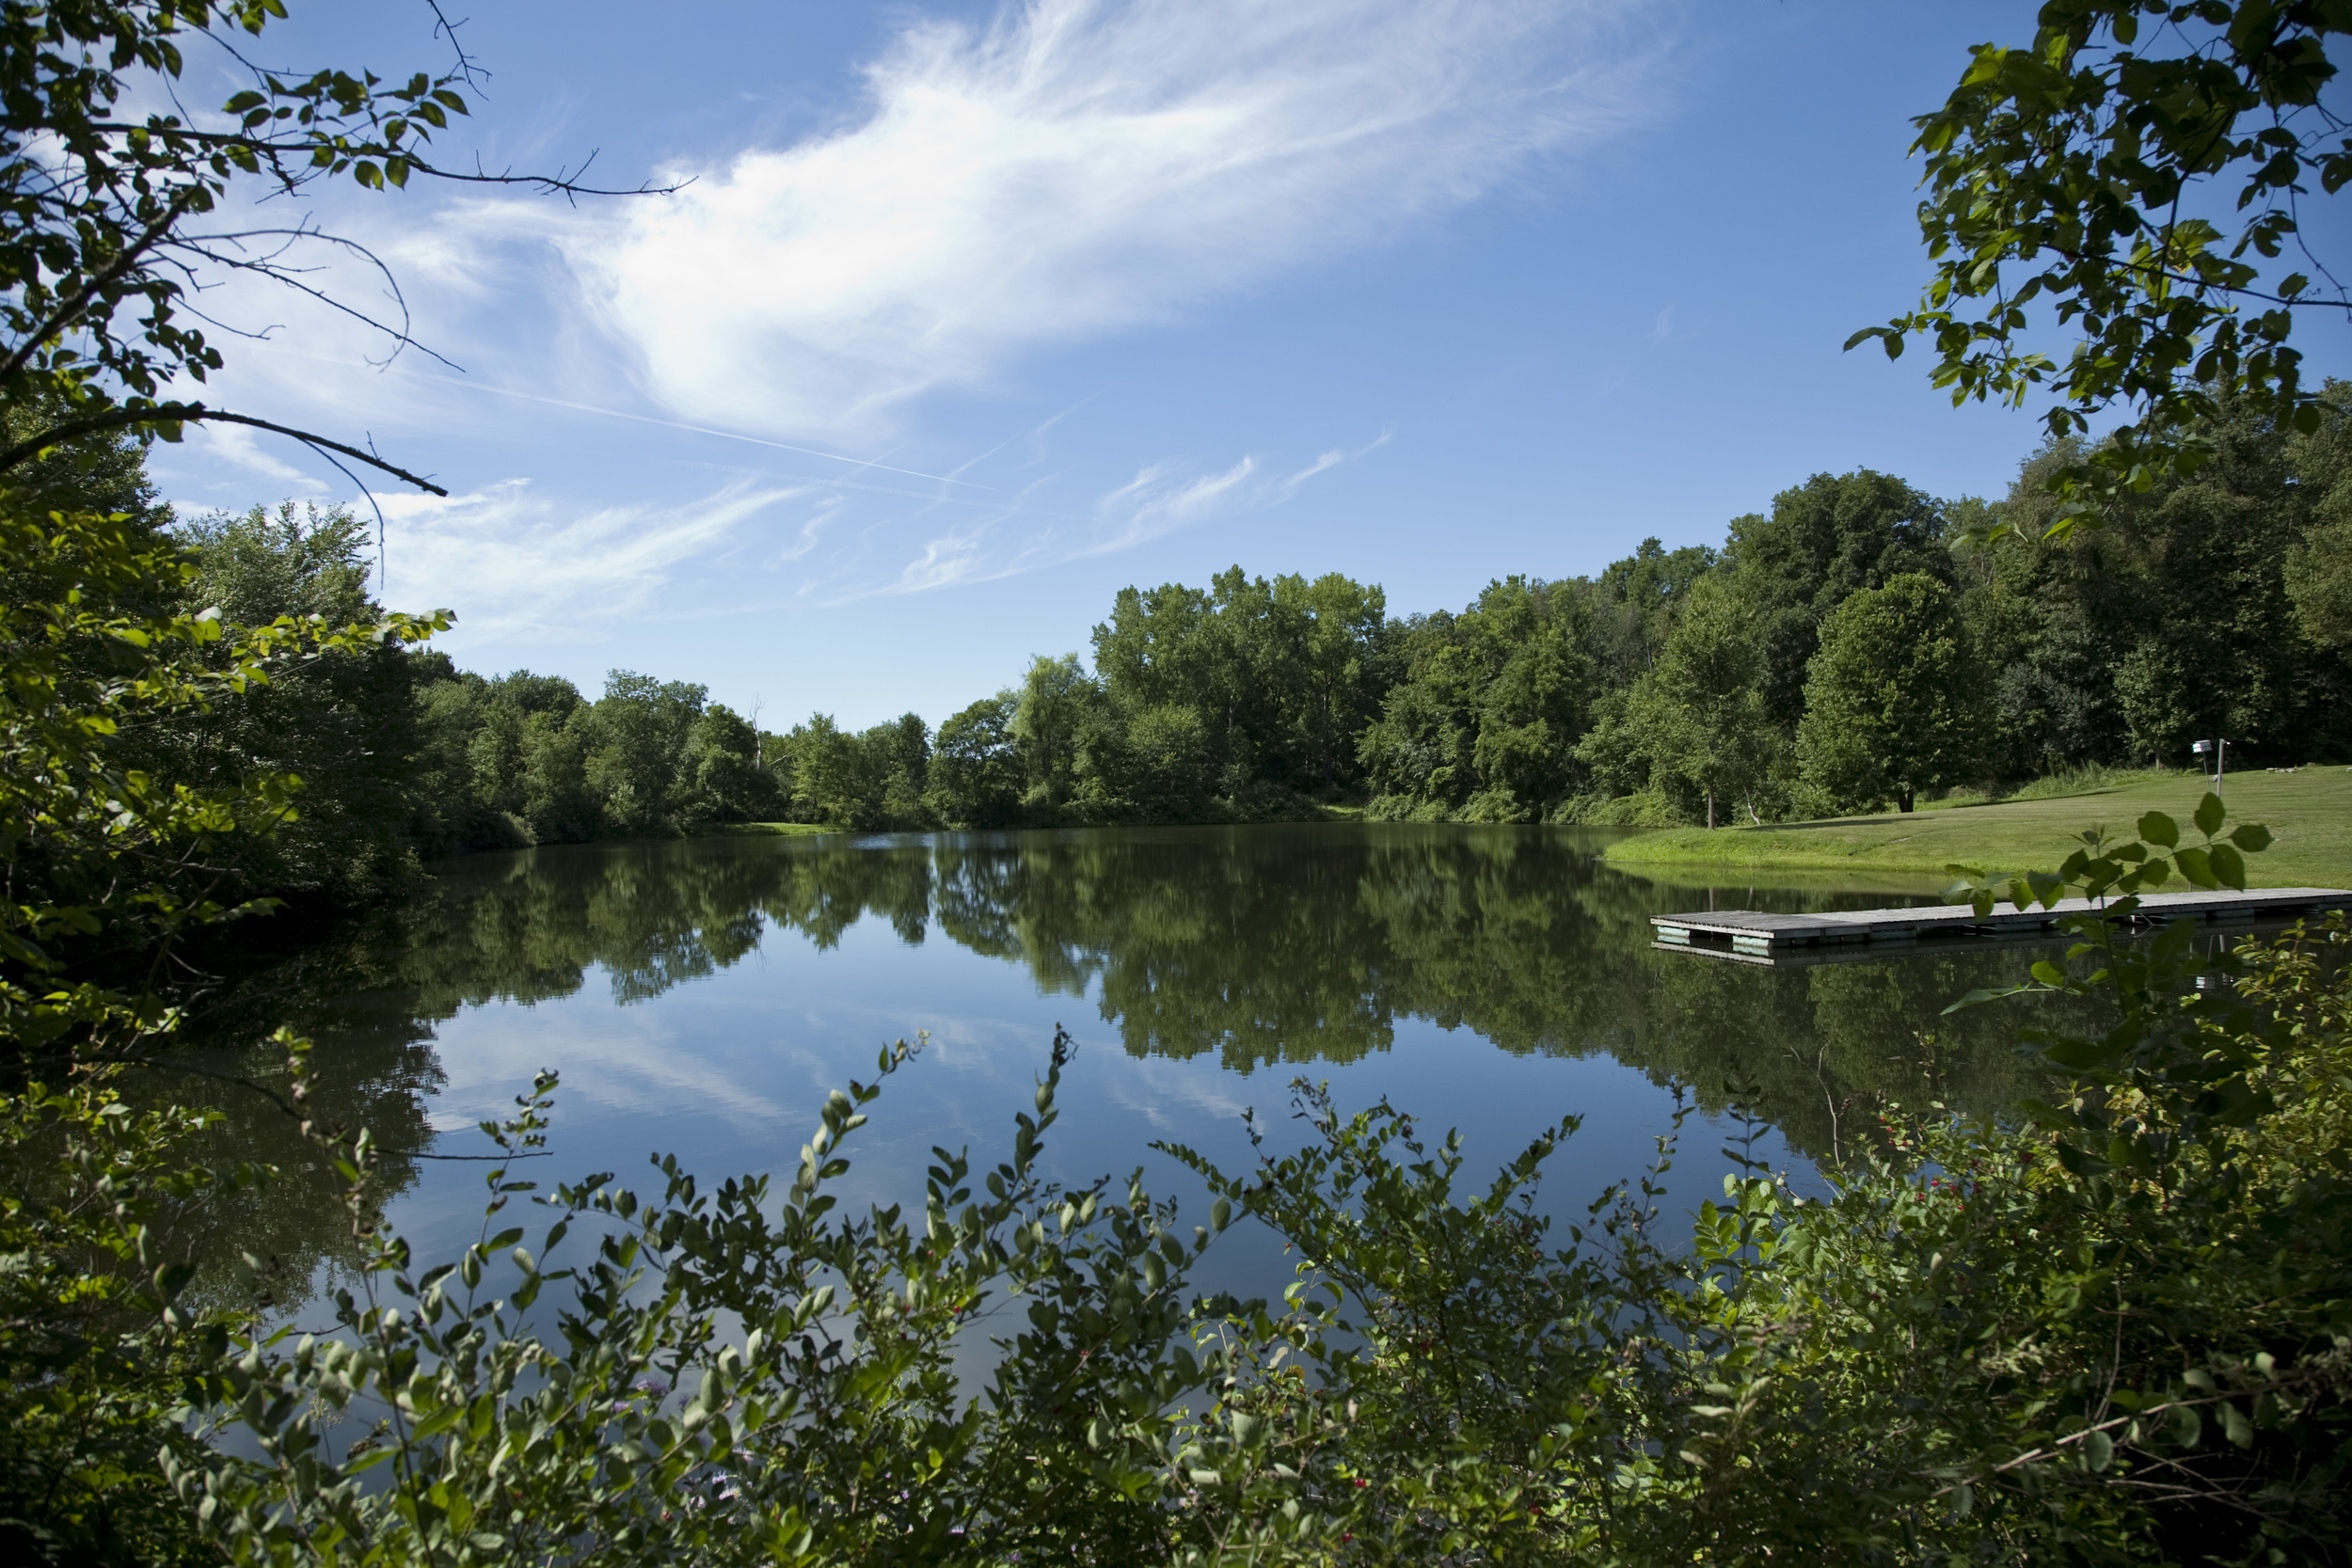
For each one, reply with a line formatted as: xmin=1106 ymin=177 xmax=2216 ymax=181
xmin=1853 ymin=1 xmax=2352 ymax=535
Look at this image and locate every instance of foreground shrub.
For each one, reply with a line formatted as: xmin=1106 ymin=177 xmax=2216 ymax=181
xmin=157 ymin=904 xmax=2352 ymax=1564
xmin=5 ymin=507 xmax=2347 ymax=1563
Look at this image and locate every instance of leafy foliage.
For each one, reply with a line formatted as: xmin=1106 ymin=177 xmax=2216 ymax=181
xmin=1619 ymin=575 xmax=1775 ymax=828
xmin=0 ymin=1073 xmax=244 ymax=1567
xmin=0 ymin=497 xmax=438 ymax=1562
xmin=1961 ymin=389 xmax=2352 ymax=776
xmin=0 ymin=502 xmax=442 ymax=1027
xmin=412 ymin=668 xmax=781 ymax=849
xmin=1853 ymin=0 xmax=2352 ymax=534
xmin=1798 ymin=572 xmax=1990 ymax=813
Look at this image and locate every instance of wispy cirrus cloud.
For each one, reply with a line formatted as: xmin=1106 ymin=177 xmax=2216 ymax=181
xmin=163 ymin=0 xmax=1664 ymax=615
xmin=372 ymin=479 xmax=809 ymax=639
xmin=194 ymin=422 xmax=330 ymax=494
xmin=861 ymin=430 xmax=1382 ymax=599
xmin=562 ymin=0 xmax=1662 ymax=441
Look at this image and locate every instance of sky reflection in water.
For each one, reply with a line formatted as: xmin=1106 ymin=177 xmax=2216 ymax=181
xmin=198 ymin=824 xmax=2092 ymax=1311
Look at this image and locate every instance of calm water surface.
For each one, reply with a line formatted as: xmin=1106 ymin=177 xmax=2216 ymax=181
xmin=181 ymin=823 xmax=2090 ymax=1311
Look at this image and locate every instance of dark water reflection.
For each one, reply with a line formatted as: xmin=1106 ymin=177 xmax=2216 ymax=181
xmin=169 ymin=824 xmax=2097 ymax=1309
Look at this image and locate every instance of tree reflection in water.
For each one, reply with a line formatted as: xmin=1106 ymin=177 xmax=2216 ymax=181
xmin=156 ymin=824 xmax=2100 ymax=1305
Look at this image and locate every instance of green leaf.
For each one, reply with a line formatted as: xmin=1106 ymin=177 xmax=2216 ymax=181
xmin=2081 ymin=1428 xmax=2114 ymax=1472
xmin=2169 ymin=1402 xmax=2201 ymax=1446
xmin=2174 ymin=846 xmax=2215 ymax=888
xmin=2207 ymin=843 xmax=2246 ymax=890
xmin=2222 ymin=1402 xmax=2254 ymax=1448
xmin=2228 ymin=822 xmax=2271 ymax=853
xmin=2193 ymin=792 xmax=2225 ymax=839
xmin=2136 ymin=811 xmax=2177 ymax=848
xmin=1843 ymin=325 xmax=1903 ymax=359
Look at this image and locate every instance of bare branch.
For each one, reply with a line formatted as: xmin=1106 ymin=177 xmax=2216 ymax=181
xmin=169 ymin=228 xmax=465 ymax=373
xmin=426 ymin=1 xmax=491 ymax=88
xmin=0 ymin=404 xmax=447 ymax=496
xmin=80 ymin=123 xmax=688 ymax=198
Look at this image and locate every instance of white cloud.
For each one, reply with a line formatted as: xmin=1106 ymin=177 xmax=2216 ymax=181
xmin=194 ymin=422 xmax=329 ymax=493
xmin=150 ymin=0 xmax=1661 ymax=610
xmin=857 ymin=435 xmax=1368 ymax=599
xmin=563 ymin=0 xmax=1659 ymax=439
xmin=1092 ymin=455 xmax=1256 ymax=552
xmin=373 ymin=478 xmax=805 ymax=638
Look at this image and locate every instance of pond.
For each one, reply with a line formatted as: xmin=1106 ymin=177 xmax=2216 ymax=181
xmin=167 ymin=822 xmax=2093 ymax=1318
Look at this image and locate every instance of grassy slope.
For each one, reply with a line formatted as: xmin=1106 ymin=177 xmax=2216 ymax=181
xmin=1603 ymin=768 xmax=2352 ymax=888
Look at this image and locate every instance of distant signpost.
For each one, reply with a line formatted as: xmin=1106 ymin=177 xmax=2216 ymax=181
xmin=2193 ymin=737 xmax=2230 ymax=797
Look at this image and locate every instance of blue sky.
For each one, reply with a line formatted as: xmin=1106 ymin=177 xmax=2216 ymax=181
xmin=148 ymin=1 xmax=2351 ymax=729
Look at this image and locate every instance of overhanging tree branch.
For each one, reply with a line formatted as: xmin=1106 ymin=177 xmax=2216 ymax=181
xmin=0 ymin=405 xmax=447 ymax=496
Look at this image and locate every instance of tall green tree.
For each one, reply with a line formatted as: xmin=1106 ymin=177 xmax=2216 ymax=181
xmin=147 ymin=501 xmax=431 ymax=903
xmin=777 ymin=712 xmax=930 ymax=831
xmin=2287 ymin=386 xmax=2352 ymax=653
xmin=1090 ymin=566 xmax=1389 ymax=800
xmin=1011 ymin=654 xmax=1095 ymax=811
xmin=1628 ymin=575 xmax=1775 ymax=829
xmin=1959 ymin=395 xmax=2352 ymax=776
xmin=583 ymin=672 xmax=707 ymax=836
xmin=928 ymin=694 xmax=1024 ymax=827
xmin=1584 ymin=536 xmax=1721 ymax=688
xmin=1798 ymin=572 xmax=1989 ymax=812
xmin=681 ymin=705 xmax=778 ymax=823
xmin=1728 ymin=469 xmax=1952 ymax=731
xmin=1359 ymin=578 xmax=1591 ymax=821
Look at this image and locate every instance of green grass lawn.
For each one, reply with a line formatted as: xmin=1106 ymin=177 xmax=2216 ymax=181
xmin=1603 ymin=767 xmax=2352 ymax=888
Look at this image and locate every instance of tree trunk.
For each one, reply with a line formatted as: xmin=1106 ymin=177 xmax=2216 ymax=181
xmin=1898 ymin=785 xmax=1915 ymax=814
xmin=1707 ymin=788 xmax=1716 ymax=830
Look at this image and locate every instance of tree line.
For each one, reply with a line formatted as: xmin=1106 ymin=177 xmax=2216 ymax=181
xmin=29 ymin=377 xmax=2351 ymax=934
xmin=431 ymin=389 xmax=2352 ymax=843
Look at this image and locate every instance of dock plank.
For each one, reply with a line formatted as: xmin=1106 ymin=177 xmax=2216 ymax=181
xmin=1651 ymin=887 xmax=2352 ymax=957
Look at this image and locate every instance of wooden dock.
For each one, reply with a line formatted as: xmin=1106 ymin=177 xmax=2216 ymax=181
xmin=1651 ymin=887 xmax=2352 ymax=964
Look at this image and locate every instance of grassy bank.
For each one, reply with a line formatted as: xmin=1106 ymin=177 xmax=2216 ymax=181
xmin=710 ymin=821 xmax=844 ymax=839
xmin=1603 ymin=767 xmax=2352 ymax=888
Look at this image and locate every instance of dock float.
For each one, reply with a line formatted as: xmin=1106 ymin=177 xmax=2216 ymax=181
xmin=1651 ymin=887 xmax=2352 ymax=965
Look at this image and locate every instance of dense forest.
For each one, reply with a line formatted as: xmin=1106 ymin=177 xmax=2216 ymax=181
xmin=121 ymin=388 xmax=2350 ymax=901
xmin=24 ymin=384 xmax=2348 ymax=927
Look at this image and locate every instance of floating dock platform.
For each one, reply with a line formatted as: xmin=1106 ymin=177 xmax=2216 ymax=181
xmin=1651 ymin=887 xmax=2352 ymax=965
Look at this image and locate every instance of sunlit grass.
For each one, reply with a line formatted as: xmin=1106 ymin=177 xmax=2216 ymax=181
xmin=1605 ymin=766 xmax=2352 ymax=887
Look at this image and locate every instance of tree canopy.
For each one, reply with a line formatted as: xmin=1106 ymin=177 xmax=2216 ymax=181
xmin=1798 ymin=572 xmax=1989 ymax=813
